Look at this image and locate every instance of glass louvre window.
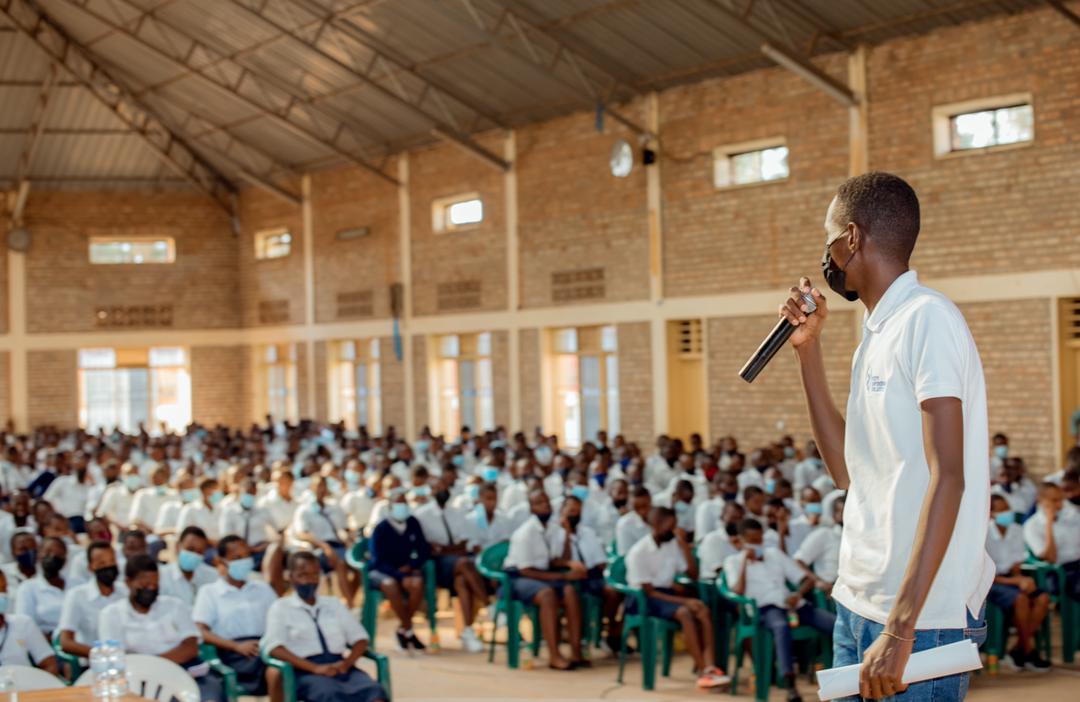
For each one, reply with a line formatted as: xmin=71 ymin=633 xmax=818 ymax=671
xmin=433 ymin=333 xmax=494 ymax=437
xmin=333 ymin=339 xmax=381 ymax=433
xmin=549 ymin=325 xmax=619 ymax=448
xmin=263 ymin=344 xmax=298 ymax=423
xmin=950 ymin=104 xmax=1033 ymax=151
xmin=78 ymin=347 xmax=190 ymax=433
xmin=89 ymin=238 xmax=175 ymax=264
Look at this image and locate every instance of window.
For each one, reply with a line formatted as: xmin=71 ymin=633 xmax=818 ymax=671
xmin=546 ymin=325 xmax=619 ymax=448
xmin=432 ymin=193 xmax=484 ymax=233
xmin=261 ymin=344 xmax=299 ymax=423
xmin=89 ymin=237 xmax=175 ymax=264
xmin=932 ymin=95 xmax=1033 ymax=157
xmin=255 ymin=228 xmax=293 ymax=260
xmin=714 ymin=139 xmax=789 ymax=188
xmin=331 ymin=339 xmax=382 ymax=433
xmin=433 ymin=333 xmax=494 ymax=438
xmin=78 ymin=347 xmax=191 ymax=433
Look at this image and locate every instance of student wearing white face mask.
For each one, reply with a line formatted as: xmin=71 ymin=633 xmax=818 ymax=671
xmin=449 ymin=476 xmax=484 ymax=512
xmin=795 ymin=497 xmax=845 ymax=593
xmin=159 ymin=527 xmax=219 ymax=606
xmin=257 ymin=468 xmax=297 ymax=533
xmin=128 ymin=464 xmax=173 ymax=535
xmin=95 ymin=463 xmax=142 ymax=529
xmin=340 ymin=465 xmax=377 ymax=537
xmin=177 ymin=478 xmax=224 ymax=552
xmin=464 ymin=483 xmax=512 ymax=554
xmin=289 ymin=475 xmax=356 ymax=603
xmin=219 ymin=479 xmax=275 ymax=570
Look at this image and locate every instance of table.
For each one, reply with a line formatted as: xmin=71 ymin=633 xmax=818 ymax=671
xmin=17 ymin=690 xmax=148 ymax=701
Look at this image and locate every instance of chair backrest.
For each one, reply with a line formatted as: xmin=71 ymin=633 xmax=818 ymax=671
xmin=478 ymin=540 xmax=509 ymax=574
xmin=349 ymin=538 xmax=370 ymax=564
xmin=124 ymin=655 xmax=200 ymax=701
xmin=606 ymin=555 xmax=627 ymax=586
xmin=0 ymin=665 xmax=65 ymax=691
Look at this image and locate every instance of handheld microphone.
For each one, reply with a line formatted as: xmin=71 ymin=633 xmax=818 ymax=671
xmin=738 ymin=292 xmax=817 ymax=383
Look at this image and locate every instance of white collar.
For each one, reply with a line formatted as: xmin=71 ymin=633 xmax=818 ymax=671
xmin=864 ymin=270 xmax=919 ymax=333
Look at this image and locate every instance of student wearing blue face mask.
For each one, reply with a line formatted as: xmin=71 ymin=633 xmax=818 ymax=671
xmin=368 ymin=490 xmax=431 ymax=651
xmin=985 ymin=494 xmax=1050 ymax=671
xmin=159 ymin=526 xmax=219 ymax=606
xmin=95 ymin=463 xmax=142 ymax=529
xmin=177 ymin=478 xmax=224 ymax=558
xmin=128 ymin=464 xmax=173 ymax=535
xmin=219 ymin=479 xmax=274 ymax=570
xmin=464 ymin=483 xmax=512 ymax=554
xmin=290 ymin=475 xmax=356 ymax=604
xmin=194 ymin=536 xmax=278 ymax=696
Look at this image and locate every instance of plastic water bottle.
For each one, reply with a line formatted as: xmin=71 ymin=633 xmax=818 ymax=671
xmin=89 ymin=641 xmax=110 ymax=699
xmin=105 ymin=640 xmax=129 ymax=698
xmin=0 ymin=668 xmax=15 ymax=702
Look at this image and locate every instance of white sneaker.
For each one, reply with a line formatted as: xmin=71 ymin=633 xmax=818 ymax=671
xmin=460 ymin=627 xmax=484 ymax=653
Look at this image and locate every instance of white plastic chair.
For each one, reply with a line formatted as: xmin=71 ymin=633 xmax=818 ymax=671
xmin=74 ymin=654 xmax=199 ymax=701
xmin=0 ymin=664 xmax=66 ymax=690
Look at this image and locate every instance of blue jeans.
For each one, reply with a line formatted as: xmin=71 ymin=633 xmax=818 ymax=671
xmin=832 ymin=602 xmax=987 ymax=702
xmin=760 ymin=603 xmax=836 ymax=675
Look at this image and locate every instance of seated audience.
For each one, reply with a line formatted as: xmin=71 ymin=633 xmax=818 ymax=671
xmin=219 ymin=478 xmax=274 ymax=569
xmin=14 ymin=535 xmax=67 ymax=639
xmin=368 ymin=488 xmax=431 ymax=651
xmin=1024 ymin=482 xmax=1080 ymax=600
xmin=290 ymin=475 xmax=355 ymax=602
xmin=0 ymin=569 xmax=57 ymax=673
xmin=794 ymin=496 xmax=845 ymax=593
xmin=614 ymin=485 xmax=651 ymax=556
xmin=58 ymin=540 xmax=126 ymax=659
xmin=160 ymin=526 xmax=219 ymax=606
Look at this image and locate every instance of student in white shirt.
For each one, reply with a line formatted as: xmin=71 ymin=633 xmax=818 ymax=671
xmin=2 ymin=531 xmax=40 ymax=596
xmin=127 ymin=464 xmax=173 ymax=535
xmin=670 ymin=480 xmax=698 ymax=541
xmin=764 ymin=498 xmax=810 ymax=556
xmin=194 ymin=535 xmax=277 ymax=696
xmin=1023 ymin=482 xmax=1080 ymax=600
xmin=258 ymin=468 xmax=297 ymax=533
xmin=0 ymin=569 xmax=57 ymax=673
xmin=42 ymin=465 xmax=90 ymax=533
xmin=625 ymin=506 xmax=728 ymax=689
xmin=413 ymin=476 xmax=487 ymax=653
xmin=153 ymin=471 xmax=197 ymax=537
xmin=614 ymin=486 xmax=651 ymax=556
xmin=794 ymin=496 xmax=844 ymax=593
xmin=58 ymin=540 xmax=127 ymax=659
xmin=985 ymin=495 xmax=1051 ymax=671
xmin=725 ymin=518 xmax=835 ymax=702
xmin=219 ymin=478 xmax=274 ymax=570
xmin=503 ymin=489 xmax=585 ymax=671
xmin=95 ymin=463 xmax=142 ymax=529
xmin=262 ymin=551 xmax=388 ymax=702
xmin=99 ymin=554 xmax=222 ymax=702
xmin=177 ymin=477 xmax=224 ymax=553
xmin=464 ymin=483 xmax=512 ymax=553
xmin=14 ymin=536 xmax=67 ymax=638
xmin=290 ymin=475 xmax=356 ymax=603
xmin=340 ymin=464 xmax=376 ymax=536
xmin=159 ymin=526 xmax=219 ymax=606
xmin=699 ymin=502 xmax=744 ymax=580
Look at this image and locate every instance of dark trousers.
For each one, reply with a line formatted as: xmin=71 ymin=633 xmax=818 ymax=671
xmin=760 ymin=603 xmax=836 ymax=675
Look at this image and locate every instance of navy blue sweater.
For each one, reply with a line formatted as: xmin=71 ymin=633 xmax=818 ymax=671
xmin=369 ymin=516 xmax=431 ymax=577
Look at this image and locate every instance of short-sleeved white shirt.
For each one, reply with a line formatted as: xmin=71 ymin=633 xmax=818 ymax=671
xmin=0 ymin=612 xmax=55 ymax=666
xmin=177 ymin=502 xmax=220 ymax=541
xmin=698 ymin=531 xmax=738 ymax=580
xmin=159 ymin=562 xmax=219 ymax=606
xmin=57 ymin=580 xmax=128 ymax=647
xmin=98 ymin=595 xmax=201 ymax=660
xmin=463 ymin=508 xmax=513 ymax=551
xmin=614 ymin=511 xmax=650 ymax=556
xmin=42 ymin=475 xmax=89 ymax=518
xmin=625 ymin=536 xmax=687 ymax=589
xmin=13 ymin=575 xmax=65 ymax=635
xmin=192 ymin=578 xmax=276 ymax=641
xmin=724 ymin=547 xmax=807 ymax=609
xmin=1023 ymin=508 xmax=1080 ymax=565
xmin=794 ymin=525 xmax=842 ymax=583
xmin=835 ymin=271 xmax=994 ymax=629
xmin=985 ymin=521 xmax=1027 ymax=575
xmin=261 ymin=594 xmax=367 ymax=659
xmin=413 ymin=502 xmax=470 ymax=547
xmin=546 ymin=524 xmax=607 ymax=570
xmin=504 ymin=515 xmax=557 ymax=571
xmin=218 ymin=503 xmax=275 ymax=545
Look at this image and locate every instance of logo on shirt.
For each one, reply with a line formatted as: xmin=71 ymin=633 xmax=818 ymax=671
xmin=865 ymin=369 xmax=887 ymax=393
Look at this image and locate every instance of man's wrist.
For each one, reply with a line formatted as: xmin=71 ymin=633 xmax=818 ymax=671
xmin=794 ymin=338 xmax=822 ymax=359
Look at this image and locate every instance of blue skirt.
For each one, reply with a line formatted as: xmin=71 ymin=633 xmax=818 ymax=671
xmin=217 ymin=637 xmax=267 ymax=695
xmin=296 ymin=653 xmax=386 ymax=702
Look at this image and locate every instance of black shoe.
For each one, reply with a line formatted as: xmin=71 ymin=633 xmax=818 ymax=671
xmin=1005 ymin=646 xmax=1026 ymax=670
xmin=786 ymin=689 xmax=803 ymax=702
xmin=1024 ymin=653 xmax=1051 ymax=672
xmin=395 ymin=629 xmax=410 ymax=652
xmin=406 ymin=631 xmax=426 ymax=651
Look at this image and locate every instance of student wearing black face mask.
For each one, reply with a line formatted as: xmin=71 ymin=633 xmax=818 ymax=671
xmin=14 ymin=535 xmax=66 ymax=639
xmin=413 ymin=476 xmax=488 ymax=653
xmin=58 ymin=540 xmax=127 ymax=659
xmin=3 ymin=531 xmax=39 ymax=592
xmin=99 ymin=554 xmax=222 ymax=701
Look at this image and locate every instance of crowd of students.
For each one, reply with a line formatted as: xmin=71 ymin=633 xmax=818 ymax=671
xmin=0 ymin=421 xmax=1076 ymax=702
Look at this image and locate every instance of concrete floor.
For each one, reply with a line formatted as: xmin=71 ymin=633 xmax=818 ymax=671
xmin=377 ymin=612 xmax=1080 ymax=702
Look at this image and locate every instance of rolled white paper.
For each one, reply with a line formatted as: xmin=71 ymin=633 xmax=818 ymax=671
xmin=817 ymin=640 xmax=983 ymax=701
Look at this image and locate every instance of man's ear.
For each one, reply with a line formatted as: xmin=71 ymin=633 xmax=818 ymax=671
xmin=847 ymin=223 xmax=862 ymax=251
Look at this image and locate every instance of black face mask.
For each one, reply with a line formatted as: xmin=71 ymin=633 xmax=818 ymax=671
xmin=723 ymin=491 xmax=738 ymax=502
xmin=434 ymin=490 xmax=451 ymax=507
xmin=724 ymin=521 xmax=739 ymax=537
xmin=295 ymin=582 xmax=318 ymax=601
xmin=1070 ymin=496 xmax=1080 ymax=506
xmin=612 ymin=498 xmax=628 ymax=510
xmin=42 ymin=555 xmax=66 ymax=578
xmin=656 ymin=530 xmax=676 ymax=543
xmin=16 ymin=551 xmax=37 ymax=571
xmin=132 ymin=587 xmax=158 ymax=609
xmin=566 ymin=515 xmax=581 ymax=529
xmin=94 ymin=565 xmax=119 ymax=587
xmin=536 ymin=511 xmax=552 ymax=525
xmin=822 ymin=240 xmax=859 ymax=302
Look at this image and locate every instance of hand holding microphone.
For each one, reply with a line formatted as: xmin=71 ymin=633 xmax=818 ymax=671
xmin=739 ymin=278 xmax=829 ymax=383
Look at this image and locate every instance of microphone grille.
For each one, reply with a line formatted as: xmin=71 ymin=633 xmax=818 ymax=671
xmin=801 ymin=292 xmax=818 ymax=314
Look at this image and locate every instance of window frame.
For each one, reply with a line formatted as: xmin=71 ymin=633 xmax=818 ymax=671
xmin=431 ymin=192 xmax=484 ymax=234
xmin=431 ymin=332 xmax=494 ymax=437
xmin=254 ymin=227 xmax=293 ymax=261
xmin=330 ymin=339 xmax=382 ymax=434
xmin=88 ymin=236 xmax=176 ymax=265
xmin=77 ymin=346 xmax=191 ymax=433
xmin=543 ymin=325 xmax=619 ymax=449
xmin=713 ymin=137 xmax=790 ymax=190
xmin=931 ymin=93 xmax=1034 ymax=159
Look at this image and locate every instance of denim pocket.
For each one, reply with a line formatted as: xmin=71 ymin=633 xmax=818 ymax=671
xmin=963 ymin=603 xmax=988 ymax=647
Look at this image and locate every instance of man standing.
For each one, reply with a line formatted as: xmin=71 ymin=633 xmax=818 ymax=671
xmin=782 ymin=172 xmax=991 ymax=700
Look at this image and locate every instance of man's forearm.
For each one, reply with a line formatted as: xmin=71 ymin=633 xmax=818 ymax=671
xmin=795 ymin=340 xmax=849 ymax=489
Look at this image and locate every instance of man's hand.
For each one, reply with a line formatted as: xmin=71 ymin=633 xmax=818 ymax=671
xmin=1018 ymin=576 xmax=1036 ymax=594
xmin=675 ymin=528 xmax=689 ymax=544
xmin=860 ymin=634 xmax=913 ymax=699
xmin=565 ymin=561 xmax=588 ymax=581
xmin=780 ymin=278 xmax=828 ymax=349
xmin=233 ymin=640 xmax=260 ymax=658
xmin=744 ymin=547 xmax=759 ymax=562
xmin=311 ymin=664 xmax=338 ymax=677
xmin=816 ymin=579 xmax=833 ymax=596
xmin=784 ymin=593 xmax=801 ymax=609
xmin=333 ymin=660 xmax=354 ymax=675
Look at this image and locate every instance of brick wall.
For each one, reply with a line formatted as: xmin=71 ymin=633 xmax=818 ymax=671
xmin=407 ymin=135 xmax=507 ymax=316
xmin=191 ymin=345 xmax=248 ymax=427
xmin=379 ymin=336 xmax=405 ymax=434
xmin=707 ymin=311 xmax=856 ymax=449
xmin=517 ymin=105 xmax=650 ymax=308
xmin=237 ymin=188 xmax=304 ymax=327
xmin=311 ymin=166 xmax=400 ymax=323
xmin=616 ymin=322 xmax=653 ymax=446
xmin=519 ymin=328 xmax=541 ymax=433
xmin=22 ymin=191 xmax=238 ymax=333
xmin=491 ymin=330 xmax=510 ymax=429
xmin=412 ymin=334 xmax=428 ymax=434
xmin=28 ymin=349 xmax=77 ymax=428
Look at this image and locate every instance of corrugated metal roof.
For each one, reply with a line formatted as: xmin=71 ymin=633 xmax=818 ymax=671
xmin=0 ymin=0 xmax=1051 ymax=191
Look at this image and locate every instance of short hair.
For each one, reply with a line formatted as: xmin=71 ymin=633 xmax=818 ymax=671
xmin=766 ymin=497 xmax=787 ymax=510
xmin=178 ymin=525 xmax=208 ymax=546
xmin=743 ymin=486 xmax=764 ymax=501
xmin=125 ymin=553 xmax=158 ymax=579
xmin=990 ymin=494 xmax=1010 ymax=509
xmin=630 ymin=485 xmax=651 ymax=500
xmin=650 ymin=506 xmax=676 ymax=523
xmin=287 ymin=550 xmax=319 ymax=572
xmin=832 ymin=172 xmax=920 ymax=262
xmin=479 ymin=483 xmax=497 ymax=496
xmin=86 ymin=540 xmax=113 ymax=563
xmin=198 ymin=477 xmax=218 ymax=491
xmin=218 ymin=534 xmax=245 ymax=559
xmin=121 ymin=529 xmax=147 ymax=545
xmin=738 ymin=517 xmax=764 ymax=536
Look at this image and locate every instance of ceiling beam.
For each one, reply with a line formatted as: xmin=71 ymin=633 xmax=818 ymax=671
xmin=1047 ymin=0 xmax=1080 ymax=29
xmin=226 ymin=0 xmax=510 ymax=171
xmin=61 ymin=0 xmax=400 ymax=186
xmin=0 ymin=0 xmax=236 ymax=211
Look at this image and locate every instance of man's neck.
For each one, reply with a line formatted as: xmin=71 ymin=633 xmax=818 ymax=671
xmin=860 ymin=264 xmax=910 ymax=314
xmin=97 ymin=581 xmax=114 ymax=597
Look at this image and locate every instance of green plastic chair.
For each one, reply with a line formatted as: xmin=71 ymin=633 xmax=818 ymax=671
xmin=198 ymin=643 xmax=241 ymax=702
xmin=475 ymin=541 xmax=542 ymax=668
xmin=345 ymin=538 xmax=437 ymax=652
xmin=718 ymin=573 xmax=831 ymax=702
xmin=260 ymin=643 xmax=392 ymax=702
xmin=606 ymin=555 xmax=682 ymax=690
xmin=50 ymin=632 xmax=83 ymax=684
xmin=1026 ymin=553 xmax=1078 ymax=663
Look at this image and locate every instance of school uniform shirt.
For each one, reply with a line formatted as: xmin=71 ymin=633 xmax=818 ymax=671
xmin=1023 ymin=507 xmax=1080 ymax=565
xmin=0 ymin=612 xmax=54 ymax=666
xmin=177 ymin=501 xmax=221 ymax=541
xmin=364 ymin=499 xmax=391 ymax=534
xmin=694 ymin=498 xmax=725 ymax=545
xmin=463 ymin=507 xmax=513 ymax=552
xmin=0 ymin=461 xmax=27 ymax=495
xmin=218 ymin=502 xmax=275 ymax=545
xmin=794 ymin=525 xmax=843 ymax=583
xmin=985 ymin=522 xmax=1027 ymax=575
xmin=14 ymin=575 xmax=65 ymax=635
xmin=57 ymin=580 xmax=128 ymax=647
xmin=546 ymin=524 xmax=607 ymax=570
xmin=257 ymin=490 xmax=297 ymax=533
xmin=615 ymin=511 xmax=651 ymax=556
xmin=128 ymin=486 xmax=175 ymax=529
xmin=736 ymin=469 xmax=766 ymax=492
xmin=0 ymin=511 xmax=16 ymax=563
xmin=413 ymin=502 xmax=469 ymax=547
xmin=159 ymin=561 xmax=220 ymax=606
xmin=291 ymin=502 xmax=347 ymax=543
xmin=98 ymin=595 xmax=205 ymax=674
xmin=836 ymin=271 xmax=994 ymax=630
xmin=95 ymin=484 xmax=138 ymax=528
xmin=498 ymin=480 xmax=529 ymax=513
xmin=626 ymin=536 xmax=687 ymax=589
xmin=543 ymin=473 xmax=564 ymax=501
xmin=505 ymin=502 xmax=532 ymax=532
xmin=723 ymin=547 xmax=806 ymax=609
xmin=644 ymin=456 xmax=676 ymax=494
xmin=698 ymin=531 xmax=738 ymax=580
xmin=192 ymin=578 xmax=276 ymax=640
xmin=583 ymin=499 xmax=619 ymax=547
xmin=0 ymin=563 xmax=36 ymax=597
xmin=340 ymin=489 xmax=376 ymax=533
xmin=794 ymin=458 xmax=827 ymax=492
xmin=504 ymin=515 xmax=558 ymax=571
xmin=153 ymin=498 xmax=184 ymax=534
xmin=261 ymin=594 xmax=368 ymax=659
xmin=42 ymin=474 xmax=90 ymax=518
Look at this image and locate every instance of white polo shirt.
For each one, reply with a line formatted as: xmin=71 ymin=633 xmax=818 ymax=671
xmin=985 ymin=521 xmax=1027 ymax=575
xmin=835 ymin=271 xmax=994 ymax=629
xmin=794 ymin=525 xmax=843 ymax=583
xmin=98 ymin=595 xmax=205 ymax=675
xmin=0 ymin=612 xmax=55 ymax=666
xmin=13 ymin=575 xmax=65 ymax=635
xmin=698 ymin=531 xmax=738 ymax=580
xmin=42 ymin=474 xmax=90 ymax=518
xmin=625 ymin=536 xmax=687 ymax=589
xmin=57 ymin=580 xmax=128 ymax=647
xmin=261 ymin=594 xmax=367 ymax=659
xmin=546 ymin=524 xmax=607 ymax=570
xmin=614 ymin=511 xmax=650 ymax=556
xmin=1023 ymin=507 xmax=1080 ymax=565
xmin=192 ymin=578 xmax=276 ymax=641
xmin=724 ymin=547 xmax=807 ymax=609
xmin=504 ymin=515 xmax=557 ymax=571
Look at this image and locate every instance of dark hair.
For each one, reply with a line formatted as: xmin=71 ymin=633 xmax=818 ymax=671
xmin=833 ymin=172 xmax=920 ymax=262
xmin=121 ymin=529 xmax=147 ymax=545
xmin=218 ymin=534 xmax=245 ymax=559
xmin=287 ymin=550 xmax=319 ymax=572
xmin=990 ymin=493 xmax=1010 ymax=509
xmin=178 ymin=525 xmax=208 ymax=547
xmin=738 ymin=517 xmax=764 ymax=536
xmin=125 ymin=553 xmax=158 ymax=579
xmin=630 ymin=485 xmax=651 ymax=500
xmin=649 ymin=506 xmax=676 ymax=523
xmin=86 ymin=540 xmax=113 ymax=563
xmin=743 ymin=486 xmax=764 ymax=500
